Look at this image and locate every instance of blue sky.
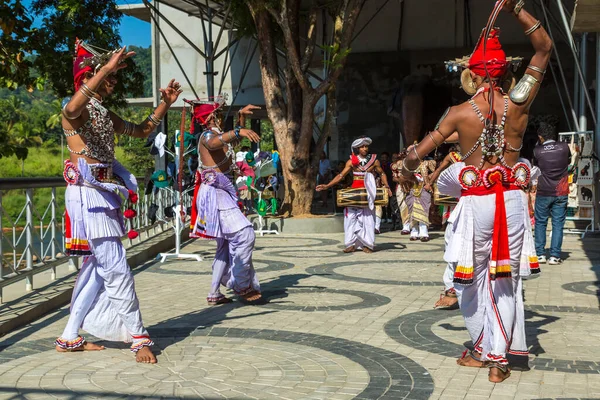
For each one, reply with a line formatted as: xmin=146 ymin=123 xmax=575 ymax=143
xmin=22 ymin=0 xmax=151 ymax=48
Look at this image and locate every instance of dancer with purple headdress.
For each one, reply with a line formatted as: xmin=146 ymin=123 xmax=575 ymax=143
xmin=57 ymin=40 xmax=183 ymax=363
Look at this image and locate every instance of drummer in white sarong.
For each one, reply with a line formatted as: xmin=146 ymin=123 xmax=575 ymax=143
xmin=316 ymin=137 xmax=392 ymax=253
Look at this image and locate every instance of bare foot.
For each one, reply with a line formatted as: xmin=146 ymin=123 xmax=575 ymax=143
xmin=136 ymin=346 xmax=157 ymax=364
xmin=56 ymin=342 xmax=105 ymax=352
xmin=434 ymin=294 xmax=459 ymax=309
xmin=489 ymin=365 xmax=511 ymax=383
xmin=242 ymin=290 xmax=262 ymax=302
xmin=456 ymin=350 xmax=488 ymax=368
xmin=362 ymin=247 xmax=374 ymax=253
xmin=343 ymin=246 xmax=355 ymax=253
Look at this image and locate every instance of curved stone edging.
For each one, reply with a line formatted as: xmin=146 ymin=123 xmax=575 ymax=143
xmin=306 ymin=259 xmax=443 ymax=286
xmin=145 ymin=258 xmax=295 ymax=276
xmin=384 ymin=305 xmax=600 ymax=374
xmin=0 ymin=327 xmax=434 ymax=399
xmin=261 ymin=288 xmax=391 ymax=311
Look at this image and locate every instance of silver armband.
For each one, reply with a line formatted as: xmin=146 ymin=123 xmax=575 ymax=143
xmin=435 ymin=107 xmax=450 ymax=131
xmin=509 ymin=74 xmax=539 ymax=104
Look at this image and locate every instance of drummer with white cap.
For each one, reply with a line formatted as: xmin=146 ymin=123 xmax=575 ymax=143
xmin=317 ymin=136 xmax=392 ymax=253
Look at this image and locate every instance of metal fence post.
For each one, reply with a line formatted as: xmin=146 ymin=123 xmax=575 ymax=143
xmin=50 ymin=187 xmax=57 ymax=280
xmin=25 ymin=188 xmax=34 ymax=291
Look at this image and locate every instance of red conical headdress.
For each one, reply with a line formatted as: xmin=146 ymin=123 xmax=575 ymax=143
xmin=468 ymin=28 xmax=508 ymax=79
xmin=73 ymin=39 xmax=94 ymax=91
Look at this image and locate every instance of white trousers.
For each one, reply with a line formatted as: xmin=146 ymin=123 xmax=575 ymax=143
xmin=453 ymin=191 xmax=527 ymax=362
xmin=209 ymin=226 xmax=260 ymax=300
xmin=61 ymin=237 xmax=148 ymax=344
xmin=344 ymin=206 xmax=375 ymax=249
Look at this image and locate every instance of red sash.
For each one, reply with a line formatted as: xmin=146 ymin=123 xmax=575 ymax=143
xmin=462 ymin=182 xmax=521 ymax=281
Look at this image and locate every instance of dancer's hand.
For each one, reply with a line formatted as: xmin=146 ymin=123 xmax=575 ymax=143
xmin=239 ymin=128 xmax=261 ymax=143
xmin=239 ymin=104 xmax=261 ymax=116
xmin=502 ymin=0 xmax=517 ymax=12
xmin=316 ymin=184 xmax=328 ymax=192
xmin=160 ymin=79 xmax=183 ymax=105
xmin=102 ymin=47 xmax=136 ymax=74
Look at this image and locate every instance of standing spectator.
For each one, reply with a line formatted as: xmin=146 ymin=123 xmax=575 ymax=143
xmin=318 ymin=152 xmax=333 ymax=208
xmin=533 ymin=122 xmax=571 ymax=265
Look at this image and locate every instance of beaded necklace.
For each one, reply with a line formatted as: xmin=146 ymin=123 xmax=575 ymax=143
xmin=461 ymin=95 xmax=519 ymax=169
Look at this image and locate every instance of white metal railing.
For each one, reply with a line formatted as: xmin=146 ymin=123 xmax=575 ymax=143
xmin=0 ymin=177 xmax=192 ymax=303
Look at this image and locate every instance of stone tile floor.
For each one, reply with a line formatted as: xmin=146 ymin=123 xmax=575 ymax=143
xmin=1 ymin=229 xmax=600 ymax=399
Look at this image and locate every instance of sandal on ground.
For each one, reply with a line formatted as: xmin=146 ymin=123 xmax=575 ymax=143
xmin=409 ymin=236 xmax=419 ymax=241
xmin=434 ymin=288 xmax=459 ymax=309
xmin=207 ymin=297 xmax=233 ymax=306
xmin=488 ymin=362 xmax=511 ymax=383
xmin=343 ymin=246 xmax=356 ymax=253
xmin=456 ymin=349 xmax=489 ymax=368
xmin=420 ymin=236 xmax=430 ymax=242
xmin=401 ymin=230 xmax=410 ymax=235
xmin=240 ymin=290 xmax=262 ymax=302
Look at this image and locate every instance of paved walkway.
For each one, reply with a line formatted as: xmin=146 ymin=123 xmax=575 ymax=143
xmin=1 ymin=229 xmax=599 ymax=399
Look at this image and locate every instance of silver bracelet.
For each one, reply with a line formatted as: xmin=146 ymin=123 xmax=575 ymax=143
xmin=428 ymin=132 xmax=441 ymax=148
xmin=525 ymin=20 xmax=541 ymax=36
xmin=122 ymin=121 xmax=134 ymax=136
xmin=147 ymin=113 xmax=161 ymax=125
xmin=402 ymin=159 xmax=418 ymax=174
xmin=80 ymin=83 xmax=96 ymax=99
xmin=527 ymin=64 xmax=546 ymax=75
xmin=513 ymin=0 xmax=525 ymax=16
xmin=411 ymin=144 xmax=422 ymax=163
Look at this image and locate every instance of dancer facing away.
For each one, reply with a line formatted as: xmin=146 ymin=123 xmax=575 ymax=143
xmin=190 ymin=99 xmax=263 ymax=305
xmin=57 ymin=40 xmax=184 ymax=363
xmin=316 ymin=137 xmax=392 ymax=253
xmin=400 ymin=0 xmax=551 ymax=382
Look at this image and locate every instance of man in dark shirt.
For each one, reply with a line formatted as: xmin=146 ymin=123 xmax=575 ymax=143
xmin=533 ymin=122 xmax=571 ymax=265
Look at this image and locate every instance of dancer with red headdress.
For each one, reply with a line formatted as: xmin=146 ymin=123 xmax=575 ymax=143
xmin=189 ymin=98 xmax=262 ymax=305
xmin=56 ymin=40 xmax=183 ymax=363
xmin=400 ymin=0 xmax=551 ymax=382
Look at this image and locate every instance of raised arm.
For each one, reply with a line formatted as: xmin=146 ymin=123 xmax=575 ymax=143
xmin=110 ymin=79 xmax=183 ymax=139
xmin=506 ymin=1 xmax=553 ymax=109
xmin=200 ymin=127 xmax=261 ymax=151
xmin=317 ymin=159 xmax=352 ymax=191
xmin=63 ymin=47 xmax=134 ymax=120
xmin=402 ymin=106 xmax=459 ymax=176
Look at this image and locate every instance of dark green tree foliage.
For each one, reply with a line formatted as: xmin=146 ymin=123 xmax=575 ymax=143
xmin=0 ymin=0 xmax=41 ymax=91
xmin=0 ymin=0 xmax=151 ymax=160
xmin=28 ymin=0 xmax=144 ymax=107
